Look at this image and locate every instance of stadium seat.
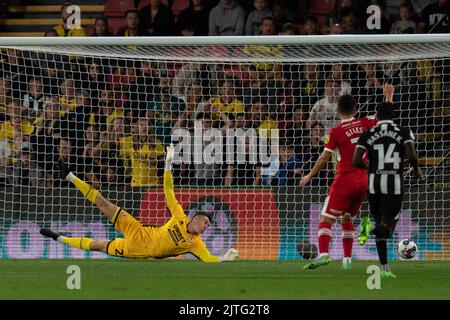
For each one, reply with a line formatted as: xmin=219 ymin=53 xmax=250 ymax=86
xmin=172 ymin=0 xmax=190 ymax=17
xmin=138 ymin=0 xmax=169 ymax=9
xmin=104 ymin=0 xmax=136 ymax=17
xmin=108 ymin=17 xmax=127 ymax=36
xmin=308 ymin=0 xmax=336 ymax=15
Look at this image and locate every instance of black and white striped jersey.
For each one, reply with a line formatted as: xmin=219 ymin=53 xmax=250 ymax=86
xmin=356 ymin=120 xmax=415 ymax=195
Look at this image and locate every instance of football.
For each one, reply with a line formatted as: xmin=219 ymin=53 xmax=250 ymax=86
xmin=397 ymin=239 xmax=418 ymax=259
xmin=296 ymin=240 xmax=318 ymax=260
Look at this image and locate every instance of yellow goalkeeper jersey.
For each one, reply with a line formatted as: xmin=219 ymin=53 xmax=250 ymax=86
xmin=108 ymin=170 xmax=220 ymax=262
xmin=151 ymin=170 xmax=220 ymax=262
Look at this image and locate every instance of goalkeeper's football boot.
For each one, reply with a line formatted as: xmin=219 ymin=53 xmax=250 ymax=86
xmin=342 ymin=257 xmax=352 ymax=270
xmin=40 ymin=228 xmax=62 ymax=241
xmin=381 ymin=271 xmax=397 ymax=279
xmin=303 ymin=254 xmax=331 ymax=270
xmin=358 ymin=216 xmax=373 ymax=245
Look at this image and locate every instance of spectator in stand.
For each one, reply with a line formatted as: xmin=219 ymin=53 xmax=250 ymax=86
xmin=417 ymin=0 xmax=449 ymax=33
xmin=120 ymin=117 xmax=165 ymax=187
xmin=329 ymin=23 xmax=344 ymax=34
xmin=80 ymin=59 xmax=105 ymax=107
xmin=103 ymin=116 xmax=128 ymax=184
xmin=89 ymin=89 xmax=123 ymax=133
xmin=140 ymin=0 xmax=176 ymax=36
xmin=330 ymin=64 xmax=352 ymax=95
xmin=22 ymin=77 xmax=48 ymax=116
xmin=191 ymin=112 xmax=222 ymax=186
xmin=81 ymin=124 xmax=102 ymax=189
xmin=279 ymin=22 xmax=298 ymax=35
xmin=0 ymin=78 xmax=11 ymax=121
xmin=147 ymin=72 xmax=185 ymax=145
xmin=307 ymin=77 xmax=342 ymax=136
xmin=261 ymin=143 xmax=301 ymax=186
xmin=117 ymin=9 xmax=150 ymax=36
xmin=283 ymin=105 xmax=309 ymax=156
xmin=58 ymin=78 xmax=76 ymax=115
xmin=0 ymin=139 xmax=12 ymax=186
xmin=258 ymin=16 xmax=278 ymax=35
xmin=326 ymin=0 xmax=355 ymax=28
xmin=30 ymin=100 xmax=60 ymax=176
xmin=302 ymin=16 xmax=321 ymax=35
xmin=390 ymin=2 xmax=417 ymax=33
xmin=271 ymin=1 xmax=295 ymax=31
xmin=0 ymin=100 xmax=34 ymax=149
xmin=248 ymin=97 xmax=277 ymax=135
xmin=209 ymin=0 xmax=246 ymax=36
xmin=341 ymin=7 xmax=364 ymax=33
xmin=129 ymin=60 xmax=159 ymax=111
xmin=209 ymin=78 xmax=244 ymax=121
xmin=53 ymin=2 xmax=86 ymax=37
xmin=224 ymin=134 xmax=262 ymax=187
xmin=299 ymin=64 xmax=324 ymax=110
xmin=1 ymin=49 xmax=29 ymax=99
xmin=245 ymin=0 xmax=272 ymax=35
xmin=10 ymin=143 xmax=44 ymax=187
xmin=54 ymin=89 xmax=90 ymax=154
xmin=42 ymin=62 xmax=61 ymax=96
xmin=296 ymin=122 xmax=330 ymax=186
xmin=176 ymin=0 xmax=209 ymax=36
xmin=92 ymin=16 xmax=112 ymax=36
xmin=353 ymin=62 xmax=384 ymax=117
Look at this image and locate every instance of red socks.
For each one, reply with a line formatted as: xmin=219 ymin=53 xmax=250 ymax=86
xmin=318 ymin=222 xmax=332 ymax=254
xmin=342 ymin=221 xmax=355 ymax=258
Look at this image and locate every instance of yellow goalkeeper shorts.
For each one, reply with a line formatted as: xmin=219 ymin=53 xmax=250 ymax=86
xmin=106 ymin=208 xmax=153 ymax=259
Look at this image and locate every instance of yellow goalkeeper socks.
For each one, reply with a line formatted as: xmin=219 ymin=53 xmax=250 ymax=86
xmin=59 ymin=237 xmax=93 ymax=251
xmin=67 ymin=173 xmax=99 ymax=205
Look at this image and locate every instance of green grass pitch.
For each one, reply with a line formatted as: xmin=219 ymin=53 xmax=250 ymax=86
xmin=0 ymin=260 xmax=449 ymax=299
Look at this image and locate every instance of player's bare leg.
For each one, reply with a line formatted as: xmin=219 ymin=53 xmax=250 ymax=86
xmin=304 ymin=216 xmax=333 ymax=270
xmin=341 ymin=213 xmax=355 ymax=270
xmin=371 ymin=208 xmax=397 ymax=279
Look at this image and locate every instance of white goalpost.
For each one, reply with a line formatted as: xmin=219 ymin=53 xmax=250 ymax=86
xmin=0 ymin=35 xmax=449 ymax=260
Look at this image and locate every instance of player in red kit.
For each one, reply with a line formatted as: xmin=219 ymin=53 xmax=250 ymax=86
xmin=300 ymin=85 xmax=393 ymax=270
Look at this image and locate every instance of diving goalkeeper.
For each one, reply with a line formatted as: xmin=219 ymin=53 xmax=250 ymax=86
xmin=40 ymin=143 xmax=239 ymax=262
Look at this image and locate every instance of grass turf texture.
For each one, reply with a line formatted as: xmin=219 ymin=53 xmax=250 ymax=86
xmin=0 ymin=260 xmax=448 ymax=299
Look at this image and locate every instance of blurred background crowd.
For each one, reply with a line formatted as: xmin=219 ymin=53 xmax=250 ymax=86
xmin=0 ymin=0 xmax=448 ymax=189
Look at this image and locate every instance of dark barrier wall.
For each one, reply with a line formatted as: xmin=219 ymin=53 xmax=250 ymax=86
xmin=0 ymin=186 xmax=448 ymax=260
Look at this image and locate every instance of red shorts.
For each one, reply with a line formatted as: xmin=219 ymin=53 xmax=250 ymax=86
xmin=321 ymin=174 xmax=367 ymax=220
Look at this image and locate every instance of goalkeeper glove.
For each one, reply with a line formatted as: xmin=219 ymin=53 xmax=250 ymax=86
xmin=165 ymin=143 xmax=174 ymax=164
xmin=219 ymin=248 xmax=239 ymax=262
xmin=404 ymin=167 xmax=424 ymax=179
xmin=165 ymin=143 xmax=175 ymax=171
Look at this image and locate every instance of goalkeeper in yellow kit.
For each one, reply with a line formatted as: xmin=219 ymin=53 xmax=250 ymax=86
xmin=40 ymin=144 xmax=239 ymax=262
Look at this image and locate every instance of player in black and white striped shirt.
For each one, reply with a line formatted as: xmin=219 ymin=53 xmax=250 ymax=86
xmin=353 ymin=101 xmax=422 ymax=278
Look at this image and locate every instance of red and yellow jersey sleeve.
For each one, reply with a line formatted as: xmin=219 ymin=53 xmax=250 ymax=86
xmin=324 ymin=127 xmax=338 ymax=153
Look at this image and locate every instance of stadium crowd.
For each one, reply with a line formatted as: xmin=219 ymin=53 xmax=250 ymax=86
xmin=0 ymin=0 xmax=448 ymax=188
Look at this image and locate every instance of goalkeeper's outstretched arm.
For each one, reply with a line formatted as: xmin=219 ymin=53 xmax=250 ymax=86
xmin=192 ymin=245 xmax=240 ymax=263
xmin=164 ymin=143 xmax=180 ymax=212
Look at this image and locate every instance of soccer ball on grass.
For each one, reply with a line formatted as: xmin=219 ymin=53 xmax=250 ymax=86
xmin=397 ymin=239 xmax=418 ymax=259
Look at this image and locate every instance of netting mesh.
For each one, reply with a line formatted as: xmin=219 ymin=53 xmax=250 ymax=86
xmin=0 ymin=39 xmax=449 ymax=260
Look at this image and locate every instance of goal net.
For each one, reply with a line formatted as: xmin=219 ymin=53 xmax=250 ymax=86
xmin=0 ymin=35 xmax=449 ymax=260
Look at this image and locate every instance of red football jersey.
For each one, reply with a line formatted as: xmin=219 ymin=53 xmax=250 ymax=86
xmin=324 ymin=116 xmax=377 ymax=176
